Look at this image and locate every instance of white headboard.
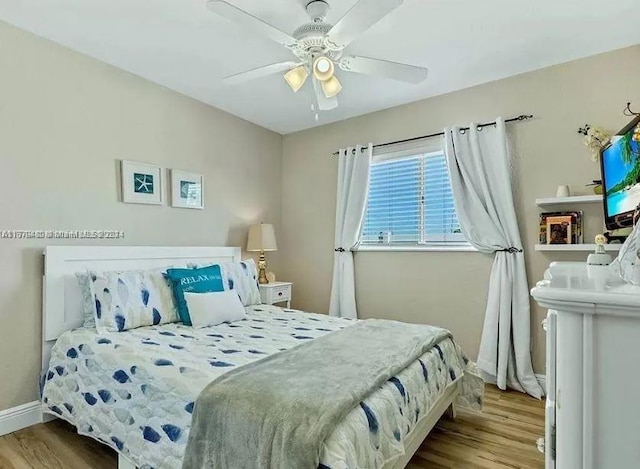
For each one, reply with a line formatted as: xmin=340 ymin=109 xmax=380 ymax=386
xmin=42 ymin=246 xmax=241 ymax=371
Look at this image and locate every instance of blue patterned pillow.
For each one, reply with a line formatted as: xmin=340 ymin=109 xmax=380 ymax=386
xmin=221 ymin=259 xmax=261 ymax=306
xmin=89 ymin=270 xmax=179 ymax=333
xmin=165 ymin=265 xmax=226 ymax=326
xmin=75 ymin=272 xmax=96 ymax=329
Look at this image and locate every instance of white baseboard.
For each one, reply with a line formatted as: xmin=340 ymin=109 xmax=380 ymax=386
xmin=0 ymin=401 xmax=43 ymax=437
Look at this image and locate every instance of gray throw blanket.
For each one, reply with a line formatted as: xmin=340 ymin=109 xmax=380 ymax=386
xmin=182 ymin=319 xmax=451 ymax=469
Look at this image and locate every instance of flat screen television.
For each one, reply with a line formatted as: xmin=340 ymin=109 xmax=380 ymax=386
xmin=600 ymin=116 xmax=640 ymax=230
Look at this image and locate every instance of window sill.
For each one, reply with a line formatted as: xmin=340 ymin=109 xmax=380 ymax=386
xmin=355 ymin=244 xmax=478 ymax=253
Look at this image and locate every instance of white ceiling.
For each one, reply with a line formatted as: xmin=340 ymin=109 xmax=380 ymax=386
xmin=1 ymin=0 xmax=639 ymax=134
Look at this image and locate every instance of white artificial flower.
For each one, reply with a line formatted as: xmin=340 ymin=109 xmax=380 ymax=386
xmin=583 ymin=126 xmax=611 ymax=161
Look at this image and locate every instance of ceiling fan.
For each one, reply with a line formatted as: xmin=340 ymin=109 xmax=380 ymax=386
xmin=206 ymin=0 xmax=428 ymax=112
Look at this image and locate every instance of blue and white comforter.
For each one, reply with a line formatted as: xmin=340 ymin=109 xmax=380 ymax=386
xmin=42 ymin=305 xmax=483 ymax=469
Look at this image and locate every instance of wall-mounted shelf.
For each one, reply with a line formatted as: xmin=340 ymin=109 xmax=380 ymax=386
xmin=535 ymin=244 xmax=622 ymax=252
xmin=535 ymin=195 xmax=603 ymax=207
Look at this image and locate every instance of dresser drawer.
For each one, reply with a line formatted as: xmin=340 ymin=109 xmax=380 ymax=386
xmin=259 ymin=282 xmax=292 ymax=305
xmin=271 ymin=285 xmax=291 ymax=301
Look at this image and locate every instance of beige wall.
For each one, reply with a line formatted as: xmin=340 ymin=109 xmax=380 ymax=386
xmin=281 ymin=45 xmax=640 ymax=374
xmin=1 ymin=18 xmax=638 ymax=413
xmin=0 ymin=21 xmax=283 ymax=411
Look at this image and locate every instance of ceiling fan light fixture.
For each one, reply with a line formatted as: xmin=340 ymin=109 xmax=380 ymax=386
xmin=207 ymin=0 xmax=426 ymax=115
xmin=283 ymin=66 xmax=309 ymax=92
xmin=321 ymin=75 xmax=342 ymax=98
xmin=313 ymin=56 xmax=335 ymax=82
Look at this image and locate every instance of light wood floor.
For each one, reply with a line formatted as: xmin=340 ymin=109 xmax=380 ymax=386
xmin=0 ymin=385 xmax=544 ymax=469
xmin=408 ymin=386 xmax=544 ymax=468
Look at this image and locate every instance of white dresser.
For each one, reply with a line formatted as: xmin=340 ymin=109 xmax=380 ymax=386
xmin=531 ymin=262 xmax=640 ymax=469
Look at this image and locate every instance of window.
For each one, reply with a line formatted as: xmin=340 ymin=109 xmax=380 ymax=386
xmin=360 ymin=148 xmax=469 ymax=249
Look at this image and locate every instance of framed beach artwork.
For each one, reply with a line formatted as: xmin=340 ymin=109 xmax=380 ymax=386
xmin=121 ymin=160 xmax=163 ymax=205
xmin=171 ymin=169 xmax=204 ymax=209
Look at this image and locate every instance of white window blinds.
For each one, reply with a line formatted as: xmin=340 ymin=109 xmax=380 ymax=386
xmin=361 ymin=150 xmax=467 ymax=246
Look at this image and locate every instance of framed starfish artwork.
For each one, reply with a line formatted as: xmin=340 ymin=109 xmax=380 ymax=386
xmin=121 ymin=160 xmax=163 ymax=205
xmin=170 ymin=169 xmax=204 ymax=209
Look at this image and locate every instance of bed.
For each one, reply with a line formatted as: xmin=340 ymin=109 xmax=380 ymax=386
xmin=40 ymin=246 xmax=483 ymax=469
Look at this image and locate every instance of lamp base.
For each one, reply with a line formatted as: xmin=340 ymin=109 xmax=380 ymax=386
xmin=258 ymin=251 xmax=269 ymax=284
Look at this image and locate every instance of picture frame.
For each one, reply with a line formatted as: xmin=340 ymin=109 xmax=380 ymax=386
xmin=546 ymin=215 xmax=573 ymax=245
xmin=121 ymin=160 xmax=163 ymax=205
xmin=170 ymin=169 xmax=204 ymax=210
xmin=539 ymin=211 xmax=583 ymax=244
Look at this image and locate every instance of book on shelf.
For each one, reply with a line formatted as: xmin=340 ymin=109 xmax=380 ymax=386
xmin=546 ymin=216 xmax=572 ymax=244
xmin=539 ymin=211 xmax=583 ymax=244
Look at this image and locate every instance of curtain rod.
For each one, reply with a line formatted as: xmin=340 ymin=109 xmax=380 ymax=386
xmin=331 ymin=114 xmax=534 ymax=156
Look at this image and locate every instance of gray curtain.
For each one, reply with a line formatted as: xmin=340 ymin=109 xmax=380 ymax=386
xmin=329 ymin=144 xmax=372 ymax=319
xmin=444 ymin=118 xmax=543 ymax=398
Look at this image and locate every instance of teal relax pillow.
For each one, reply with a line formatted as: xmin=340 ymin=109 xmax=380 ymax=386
xmin=165 ymin=265 xmax=225 ymax=326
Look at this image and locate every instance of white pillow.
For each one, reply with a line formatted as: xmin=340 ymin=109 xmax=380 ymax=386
xmin=183 ymin=290 xmax=247 ymax=328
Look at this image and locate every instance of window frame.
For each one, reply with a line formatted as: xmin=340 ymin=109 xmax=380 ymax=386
xmin=356 ymin=142 xmax=476 ymax=253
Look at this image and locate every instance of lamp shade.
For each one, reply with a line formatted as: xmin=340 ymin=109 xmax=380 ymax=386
xmin=247 ymin=223 xmax=277 ymax=252
xmin=321 ymin=76 xmax=342 ymax=98
xmin=284 ymin=66 xmax=308 ymax=93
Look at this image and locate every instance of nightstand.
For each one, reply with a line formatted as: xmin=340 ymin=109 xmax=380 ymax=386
xmin=259 ymin=281 xmax=292 ymax=308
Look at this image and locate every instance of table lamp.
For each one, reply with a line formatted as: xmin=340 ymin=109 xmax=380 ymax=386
xmin=247 ymin=223 xmax=277 ymax=284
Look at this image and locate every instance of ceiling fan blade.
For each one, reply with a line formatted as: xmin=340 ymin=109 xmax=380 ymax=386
xmin=328 ymin=0 xmax=403 ymax=47
xmin=223 ymin=61 xmax=299 ymax=85
xmin=207 ymin=0 xmax=299 ymax=48
xmin=313 ymin=78 xmax=338 ymax=111
xmin=339 ymin=56 xmax=428 ymax=83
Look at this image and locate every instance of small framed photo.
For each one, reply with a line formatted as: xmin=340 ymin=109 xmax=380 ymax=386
xmin=121 ymin=160 xmax=163 ymax=205
xmin=171 ymin=169 xmax=204 ymax=209
xmin=546 ymin=215 xmax=573 ymax=244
